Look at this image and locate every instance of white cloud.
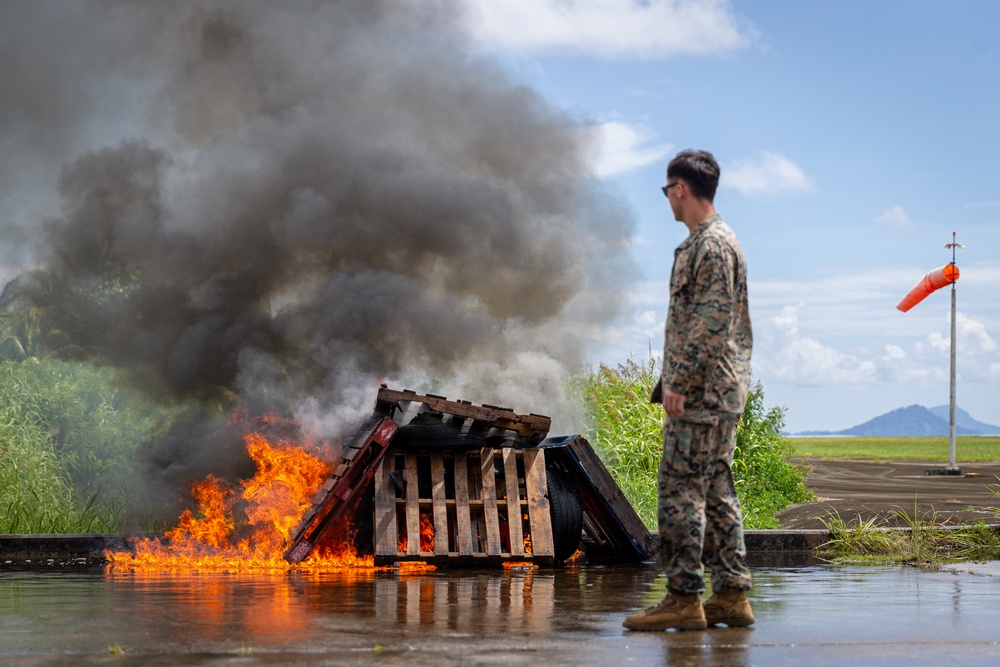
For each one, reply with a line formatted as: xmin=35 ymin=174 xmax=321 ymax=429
xmin=460 ymin=0 xmax=758 ymax=59
xmin=754 ymin=305 xmax=878 ymax=385
xmin=925 ymin=312 xmax=998 ymax=361
xmin=876 ymin=205 xmax=916 ymax=232
xmin=721 ymin=151 xmax=814 ymax=196
xmin=587 ymin=121 xmax=673 ymax=177
xmin=884 ymin=344 xmax=906 ymax=360
xmin=588 ymin=263 xmax=1000 ymax=430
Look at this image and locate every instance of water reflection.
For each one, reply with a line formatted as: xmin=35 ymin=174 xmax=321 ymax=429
xmin=2 ymin=564 xmax=1000 ymax=665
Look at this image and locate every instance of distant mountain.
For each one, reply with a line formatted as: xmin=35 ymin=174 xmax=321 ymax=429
xmin=796 ymin=404 xmax=1000 ymax=437
xmin=928 ymin=405 xmax=1000 ymax=435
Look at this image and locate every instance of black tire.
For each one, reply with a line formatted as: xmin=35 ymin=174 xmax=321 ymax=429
xmin=393 ymin=411 xmax=485 ymax=450
xmin=546 ymin=467 xmax=583 ymax=563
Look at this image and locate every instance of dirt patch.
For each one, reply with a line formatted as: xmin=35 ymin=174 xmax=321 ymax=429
xmin=775 ymin=458 xmax=1000 ymax=529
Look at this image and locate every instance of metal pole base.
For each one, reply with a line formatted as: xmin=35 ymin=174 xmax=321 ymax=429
xmin=924 ymin=467 xmax=962 ymax=476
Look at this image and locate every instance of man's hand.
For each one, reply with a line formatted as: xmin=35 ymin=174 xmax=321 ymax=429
xmin=663 ymin=389 xmax=686 ymax=418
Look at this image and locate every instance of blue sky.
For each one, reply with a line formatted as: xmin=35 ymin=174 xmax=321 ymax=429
xmin=460 ymin=0 xmax=1000 ymax=432
xmin=2 ymin=2 xmax=996 ymax=437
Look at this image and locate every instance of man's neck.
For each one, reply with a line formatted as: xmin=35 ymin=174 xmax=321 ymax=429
xmin=682 ymin=202 xmax=716 ymax=234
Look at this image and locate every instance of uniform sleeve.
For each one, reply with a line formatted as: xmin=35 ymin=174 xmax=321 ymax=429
xmin=666 ymin=241 xmax=738 ymax=397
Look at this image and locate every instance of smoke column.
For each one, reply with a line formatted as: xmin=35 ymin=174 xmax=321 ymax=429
xmin=0 ymin=1 xmax=637 ymax=508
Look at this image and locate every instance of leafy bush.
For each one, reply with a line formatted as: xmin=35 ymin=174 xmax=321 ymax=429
xmin=733 ymin=380 xmax=813 ymax=528
xmin=575 ymin=358 xmax=812 ymax=529
xmin=0 ymin=358 xmax=185 ymax=533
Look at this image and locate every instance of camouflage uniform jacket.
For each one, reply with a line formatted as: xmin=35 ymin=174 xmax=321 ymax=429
xmin=662 ymin=213 xmax=752 ymax=416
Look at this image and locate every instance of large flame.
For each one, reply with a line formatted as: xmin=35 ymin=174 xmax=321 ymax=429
xmin=106 ymin=411 xmax=376 ymax=572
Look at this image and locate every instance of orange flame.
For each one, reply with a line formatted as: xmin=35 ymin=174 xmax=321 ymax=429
xmin=502 ymin=561 xmax=537 ymax=570
xmin=106 ymin=411 xmax=379 ymax=572
xmin=397 ymin=560 xmax=438 ymax=575
xmin=398 ymin=512 xmax=435 ymax=553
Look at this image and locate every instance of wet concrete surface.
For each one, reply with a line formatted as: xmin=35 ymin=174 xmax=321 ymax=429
xmin=3 ymin=561 xmax=1000 ymax=666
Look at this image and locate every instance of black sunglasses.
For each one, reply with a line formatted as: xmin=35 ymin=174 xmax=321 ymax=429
xmin=661 ymin=182 xmax=680 ymax=197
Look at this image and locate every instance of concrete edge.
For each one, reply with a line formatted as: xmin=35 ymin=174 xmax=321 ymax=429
xmin=1 ymin=531 xmax=835 ymax=566
xmin=0 ymin=534 xmax=141 ymax=564
xmin=9 ymin=527 xmax=990 ymax=568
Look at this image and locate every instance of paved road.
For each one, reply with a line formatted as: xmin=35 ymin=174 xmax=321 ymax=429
xmin=776 ymin=458 xmax=1000 ymax=529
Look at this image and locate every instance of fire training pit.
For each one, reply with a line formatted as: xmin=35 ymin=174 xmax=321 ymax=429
xmin=284 ymin=386 xmax=655 ymax=567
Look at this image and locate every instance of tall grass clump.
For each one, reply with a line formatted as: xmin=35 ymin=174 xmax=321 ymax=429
xmin=574 ymin=358 xmax=663 ymax=526
xmin=0 ymin=358 xmax=185 ymax=533
xmin=820 ymin=508 xmax=1000 ymax=566
xmin=575 ymin=358 xmax=811 ymax=529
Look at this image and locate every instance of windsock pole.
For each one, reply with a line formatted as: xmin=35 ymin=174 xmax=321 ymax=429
xmin=944 ymin=232 xmax=964 ymax=473
xmin=898 ymin=232 xmax=963 ymax=474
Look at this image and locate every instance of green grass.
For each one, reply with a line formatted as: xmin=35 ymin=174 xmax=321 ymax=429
xmin=575 ymin=358 xmax=811 ymax=530
xmin=0 ymin=358 xmax=189 ymax=533
xmin=790 ymin=436 xmax=1000 ymax=462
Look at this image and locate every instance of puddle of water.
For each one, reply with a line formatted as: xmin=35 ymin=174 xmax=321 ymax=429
xmin=2 ymin=563 xmax=1000 ymax=666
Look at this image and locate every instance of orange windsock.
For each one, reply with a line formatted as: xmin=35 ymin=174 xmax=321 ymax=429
xmin=896 ymin=264 xmax=959 ymax=312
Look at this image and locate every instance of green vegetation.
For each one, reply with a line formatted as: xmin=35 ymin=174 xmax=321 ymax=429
xmin=0 ymin=358 xmax=185 ymax=533
xmin=820 ymin=509 xmax=1000 ymax=566
xmin=576 ymin=357 xmax=812 ymax=530
xmin=732 ymin=380 xmax=814 ymax=528
xmin=791 ymin=436 xmax=1000 ymax=462
xmin=794 ymin=439 xmax=1000 ymax=566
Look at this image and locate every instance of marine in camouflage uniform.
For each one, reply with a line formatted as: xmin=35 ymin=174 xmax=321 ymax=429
xmin=658 ymin=210 xmax=753 ymax=595
xmin=623 ymin=149 xmax=754 ymax=632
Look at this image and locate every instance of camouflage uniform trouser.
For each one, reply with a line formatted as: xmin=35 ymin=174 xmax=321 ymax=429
xmin=658 ymin=412 xmax=751 ymax=594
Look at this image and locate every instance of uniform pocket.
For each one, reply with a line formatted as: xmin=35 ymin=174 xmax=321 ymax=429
xmin=662 ymin=420 xmax=709 ymax=477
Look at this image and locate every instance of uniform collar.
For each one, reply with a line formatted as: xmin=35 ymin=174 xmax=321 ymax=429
xmin=679 ymin=213 xmax=722 ymax=248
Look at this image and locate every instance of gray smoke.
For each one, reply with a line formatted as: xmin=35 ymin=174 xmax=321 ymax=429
xmin=0 ymin=1 xmax=637 ymax=508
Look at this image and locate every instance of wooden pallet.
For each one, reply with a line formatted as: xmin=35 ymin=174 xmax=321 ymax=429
xmin=542 ymin=435 xmax=657 ymax=562
xmin=373 ymin=446 xmax=555 ymax=566
xmin=283 ymin=415 xmax=398 ymax=564
xmin=376 ymin=387 xmax=551 ymax=444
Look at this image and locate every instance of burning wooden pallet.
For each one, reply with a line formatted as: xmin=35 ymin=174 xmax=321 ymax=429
xmin=284 ymin=387 xmax=554 ymax=565
xmin=284 ymin=386 xmax=654 ymax=566
xmin=372 ymin=445 xmax=555 ymax=566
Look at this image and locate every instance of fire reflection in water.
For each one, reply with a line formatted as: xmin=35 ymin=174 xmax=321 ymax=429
xmin=98 ymin=567 xmax=556 ymax=648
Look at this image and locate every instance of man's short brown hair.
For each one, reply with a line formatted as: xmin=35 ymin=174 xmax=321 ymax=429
xmin=667 ymin=150 xmax=720 ymax=202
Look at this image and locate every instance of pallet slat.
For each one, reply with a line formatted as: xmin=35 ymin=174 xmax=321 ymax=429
xmin=374 ymin=455 xmax=397 ymax=552
xmin=480 ymin=448 xmax=502 ymax=555
xmin=453 ymin=453 xmax=474 ymax=556
xmin=502 ymin=448 xmax=524 ymax=556
xmin=522 ymin=448 xmax=554 ymax=557
xmin=430 ymin=454 xmax=449 ymax=555
xmin=404 ymin=452 xmax=421 ymax=556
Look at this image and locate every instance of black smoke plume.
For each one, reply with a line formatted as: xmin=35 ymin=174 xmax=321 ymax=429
xmin=0 ymin=1 xmax=637 ymax=515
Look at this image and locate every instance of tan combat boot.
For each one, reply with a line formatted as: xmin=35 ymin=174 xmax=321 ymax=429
xmin=622 ymin=592 xmax=707 ymax=631
xmin=702 ymin=588 xmax=755 ymax=627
